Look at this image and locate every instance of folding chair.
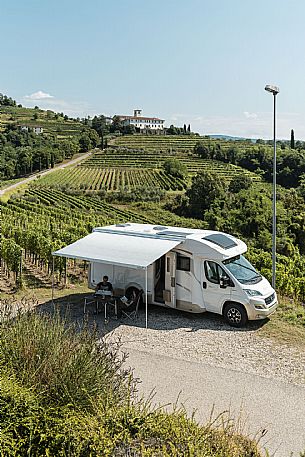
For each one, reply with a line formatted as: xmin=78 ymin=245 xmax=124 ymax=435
xmin=120 ymin=289 xmax=143 ymax=320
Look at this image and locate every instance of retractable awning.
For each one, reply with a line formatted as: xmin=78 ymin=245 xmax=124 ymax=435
xmin=52 ymin=231 xmax=181 ymax=269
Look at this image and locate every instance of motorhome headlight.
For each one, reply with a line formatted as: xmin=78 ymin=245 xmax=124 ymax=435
xmin=244 ymin=289 xmax=263 ymax=297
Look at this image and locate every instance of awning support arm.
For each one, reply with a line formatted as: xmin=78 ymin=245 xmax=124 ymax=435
xmin=145 ymin=267 xmax=148 ymax=329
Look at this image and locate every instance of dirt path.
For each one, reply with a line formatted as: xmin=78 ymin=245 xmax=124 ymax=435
xmin=0 ymin=149 xmax=95 ymax=196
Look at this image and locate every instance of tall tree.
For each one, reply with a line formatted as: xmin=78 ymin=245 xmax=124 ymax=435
xmin=291 ymin=129 xmax=295 ymax=149
xmin=187 ymin=124 xmax=191 ymax=133
xmin=186 ymin=170 xmax=226 ymax=218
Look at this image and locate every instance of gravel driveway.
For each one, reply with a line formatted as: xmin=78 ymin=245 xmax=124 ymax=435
xmin=102 ymin=306 xmax=305 ymax=456
xmin=103 ymin=305 xmax=305 ymax=386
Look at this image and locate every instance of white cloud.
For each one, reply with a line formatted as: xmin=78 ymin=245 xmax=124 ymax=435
xmin=22 ymin=93 xmax=96 ymax=118
xmin=24 ymin=90 xmax=54 ymax=100
xmin=244 ymin=111 xmax=258 ymax=119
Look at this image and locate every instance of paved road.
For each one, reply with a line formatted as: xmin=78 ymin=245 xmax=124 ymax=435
xmin=126 ymin=349 xmax=305 ymax=457
xmin=0 ymin=150 xmax=94 ymax=196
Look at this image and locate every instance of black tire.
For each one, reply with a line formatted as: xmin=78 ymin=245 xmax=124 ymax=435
xmin=223 ymin=303 xmax=248 ymax=328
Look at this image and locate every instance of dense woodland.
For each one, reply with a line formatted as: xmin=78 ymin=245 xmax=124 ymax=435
xmin=0 ymin=94 xmax=100 ymax=180
xmin=194 ymin=140 xmax=305 ymax=189
xmin=0 ymin=125 xmax=99 ymax=179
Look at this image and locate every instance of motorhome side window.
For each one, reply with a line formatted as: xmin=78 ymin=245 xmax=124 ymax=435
xmin=177 ymin=254 xmax=190 ymax=272
xmin=205 ymin=261 xmax=227 ymax=284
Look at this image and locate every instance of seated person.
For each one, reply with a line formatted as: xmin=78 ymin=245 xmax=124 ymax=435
xmin=95 ymin=275 xmax=113 ymax=294
xmin=116 ymin=291 xmax=141 ymax=318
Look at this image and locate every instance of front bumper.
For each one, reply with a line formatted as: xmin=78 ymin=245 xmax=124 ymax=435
xmin=247 ymin=298 xmax=278 ymax=320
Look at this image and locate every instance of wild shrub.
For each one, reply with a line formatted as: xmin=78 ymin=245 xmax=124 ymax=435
xmin=0 ymin=311 xmax=132 ymax=411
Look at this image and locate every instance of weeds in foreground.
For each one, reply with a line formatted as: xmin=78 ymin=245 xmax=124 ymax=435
xmin=0 ymin=299 xmax=263 ymax=456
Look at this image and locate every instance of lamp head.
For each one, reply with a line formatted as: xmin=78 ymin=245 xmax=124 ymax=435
xmin=265 ymin=84 xmax=280 ymax=95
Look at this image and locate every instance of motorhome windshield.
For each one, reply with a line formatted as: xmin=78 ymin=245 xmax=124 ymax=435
xmin=223 ymin=255 xmax=262 ymax=285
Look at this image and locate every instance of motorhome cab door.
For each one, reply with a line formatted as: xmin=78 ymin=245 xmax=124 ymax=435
xmin=202 ymin=260 xmax=231 ymax=313
xmin=164 ymin=252 xmax=177 ymax=307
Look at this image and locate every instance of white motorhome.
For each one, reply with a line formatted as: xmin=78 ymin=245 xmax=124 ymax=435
xmin=85 ymin=223 xmax=277 ymax=327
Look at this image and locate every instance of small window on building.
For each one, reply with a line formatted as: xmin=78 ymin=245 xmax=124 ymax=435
xmin=177 ymin=254 xmax=190 ymax=272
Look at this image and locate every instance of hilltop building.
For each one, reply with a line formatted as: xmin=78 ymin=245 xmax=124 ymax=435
xmin=18 ymin=125 xmax=44 ymax=134
xmin=105 ymin=116 xmax=113 ymax=125
xmin=33 ymin=126 xmax=43 ymax=134
xmin=117 ymin=109 xmax=165 ymax=131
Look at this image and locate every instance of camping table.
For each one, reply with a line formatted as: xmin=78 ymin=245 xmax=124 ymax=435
xmin=83 ymin=294 xmax=120 ymax=321
xmin=95 ymin=294 xmax=119 ymax=322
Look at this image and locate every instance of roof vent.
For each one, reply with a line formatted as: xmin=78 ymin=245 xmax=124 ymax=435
xmin=153 ymin=226 xmax=167 ymax=231
xmin=115 ymin=223 xmax=131 ymax=227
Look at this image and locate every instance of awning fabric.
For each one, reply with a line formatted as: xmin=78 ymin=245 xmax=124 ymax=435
xmin=53 ymin=231 xmax=181 ymax=269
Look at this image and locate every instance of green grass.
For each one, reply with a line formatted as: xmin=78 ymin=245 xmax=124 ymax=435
xmin=259 ymin=296 xmax=305 ymax=347
xmin=0 ymin=177 xmax=24 ymax=189
xmin=0 ymin=307 xmax=262 ymax=456
xmin=0 ymin=182 xmax=30 ymax=202
xmin=276 ymin=298 xmax=305 ymax=326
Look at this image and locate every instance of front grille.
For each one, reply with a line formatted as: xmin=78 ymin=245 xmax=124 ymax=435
xmin=265 ymin=293 xmax=275 ymax=306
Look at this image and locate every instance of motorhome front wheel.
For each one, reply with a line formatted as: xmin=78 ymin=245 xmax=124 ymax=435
xmin=224 ymin=303 xmax=248 ymax=328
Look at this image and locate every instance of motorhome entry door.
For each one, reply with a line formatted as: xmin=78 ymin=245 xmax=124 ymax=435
xmin=164 ymin=252 xmax=177 ymax=308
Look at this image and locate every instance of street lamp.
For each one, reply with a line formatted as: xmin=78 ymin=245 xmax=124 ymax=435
xmin=265 ymin=84 xmax=279 ymax=289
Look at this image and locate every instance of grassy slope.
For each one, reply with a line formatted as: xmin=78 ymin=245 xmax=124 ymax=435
xmin=258 ymin=296 xmax=305 ymax=348
xmin=0 ymin=177 xmax=24 ymax=189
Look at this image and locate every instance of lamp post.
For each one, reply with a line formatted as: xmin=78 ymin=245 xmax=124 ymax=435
xmin=265 ymin=84 xmax=280 ymax=289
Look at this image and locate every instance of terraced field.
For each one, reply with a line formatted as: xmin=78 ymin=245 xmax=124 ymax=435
xmin=37 ymin=167 xmax=186 ymax=191
xmin=37 ymin=146 xmax=261 ymax=193
xmin=80 ymin=148 xmax=261 ymax=182
xmin=110 ymin=134 xmax=260 ymax=153
xmin=0 ymin=105 xmax=83 ymax=139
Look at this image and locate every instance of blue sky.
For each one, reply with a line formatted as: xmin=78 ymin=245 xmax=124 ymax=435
xmin=1 ymin=0 xmax=305 ymax=139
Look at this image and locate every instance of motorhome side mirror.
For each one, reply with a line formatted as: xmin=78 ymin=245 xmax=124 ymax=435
xmin=220 ymin=277 xmax=230 ymax=288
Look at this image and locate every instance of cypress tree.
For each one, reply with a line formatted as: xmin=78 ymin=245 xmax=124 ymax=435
xmin=291 ymin=129 xmax=295 ymax=149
